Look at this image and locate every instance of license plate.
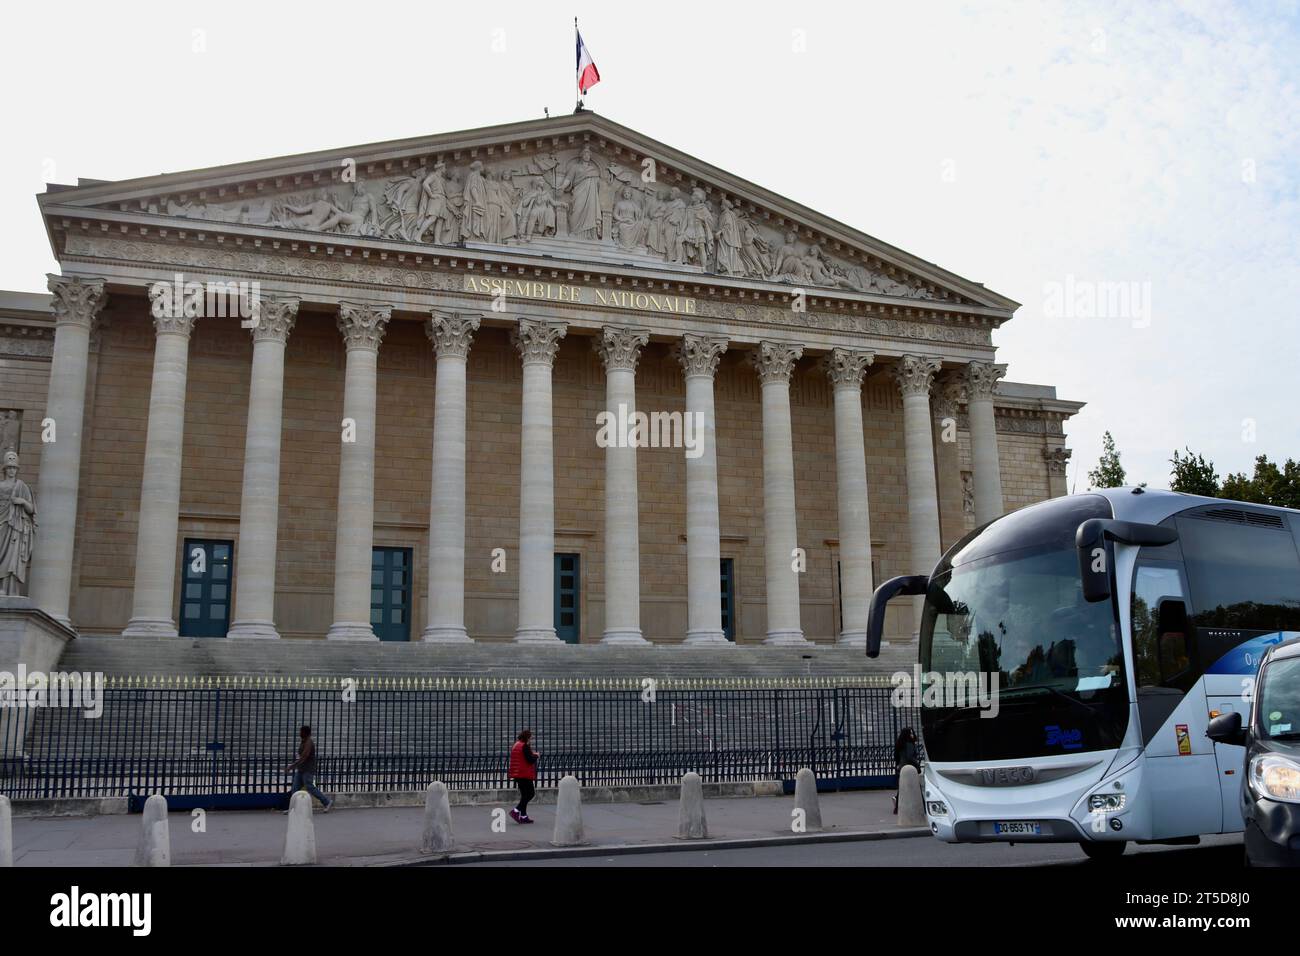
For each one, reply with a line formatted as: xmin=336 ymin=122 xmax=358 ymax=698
xmin=994 ymin=821 xmax=1041 ymax=836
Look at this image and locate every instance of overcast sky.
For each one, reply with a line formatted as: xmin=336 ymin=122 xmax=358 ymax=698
xmin=2 ymin=1 xmax=1296 ymax=491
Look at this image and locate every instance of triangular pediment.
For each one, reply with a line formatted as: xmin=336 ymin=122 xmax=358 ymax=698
xmin=38 ymin=113 xmax=1016 ymax=312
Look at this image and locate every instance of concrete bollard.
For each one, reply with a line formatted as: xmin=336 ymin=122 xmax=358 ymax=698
xmin=897 ymin=765 xmax=926 ymax=827
xmin=677 ymin=771 xmax=708 ymax=840
xmin=420 ymin=781 xmax=454 ymax=854
xmin=133 ymin=793 xmax=170 ymax=867
xmin=281 ymin=790 xmax=317 ymax=865
xmin=551 ymin=775 xmax=586 ymax=847
xmin=0 ymin=794 xmax=12 ymax=867
xmin=794 ymin=767 xmax=822 ymax=832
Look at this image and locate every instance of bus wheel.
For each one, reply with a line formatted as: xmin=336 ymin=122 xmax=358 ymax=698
xmin=1080 ymin=841 xmax=1127 ymax=861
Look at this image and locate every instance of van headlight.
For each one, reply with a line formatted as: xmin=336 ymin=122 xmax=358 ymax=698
xmin=1250 ymin=755 xmax=1300 ymax=803
xmin=926 ymin=801 xmax=949 ymax=817
xmin=1088 ymin=793 xmax=1126 ymax=813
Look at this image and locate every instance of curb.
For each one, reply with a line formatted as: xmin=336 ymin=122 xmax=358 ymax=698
xmin=384 ymin=825 xmax=931 ymax=866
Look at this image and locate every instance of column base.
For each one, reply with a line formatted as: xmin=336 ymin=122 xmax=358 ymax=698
xmin=325 ymin=622 xmax=379 ymax=642
xmin=763 ymin=629 xmax=811 ymax=647
xmin=683 ymin=629 xmax=733 ymax=646
xmin=226 ymin=620 xmax=281 ymax=640
xmin=421 ymin=625 xmax=472 ymax=644
xmin=514 ymin=627 xmax=560 ymax=643
xmin=836 ymin=630 xmax=867 ymax=647
xmin=600 ymin=628 xmax=648 ymax=645
xmin=122 ymin=617 xmax=179 ymax=638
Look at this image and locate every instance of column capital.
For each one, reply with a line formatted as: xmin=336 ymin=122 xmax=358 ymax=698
xmin=595 ymin=325 xmax=651 ymax=373
xmin=46 ymin=274 xmax=107 ymax=330
xmin=965 ymin=360 xmax=1007 ymax=400
xmin=931 ymin=370 xmax=965 ymax=420
xmin=673 ymin=334 xmax=729 ymax=379
xmin=891 ymin=354 xmax=942 ymax=397
xmin=1044 ymin=445 xmax=1072 ymax=475
xmin=822 ymin=347 xmax=875 ymax=390
xmin=146 ymin=282 xmax=199 ymax=337
xmin=748 ymin=340 xmax=804 ymax=385
xmin=250 ymin=295 xmax=299 ymax=344
xmin=511 ymin=317 xmax=567 ymax=367
xmin=426 ymin=310 xmax=481 ymax=359
xmin=337 ymin=301 xmax=392 ymax=351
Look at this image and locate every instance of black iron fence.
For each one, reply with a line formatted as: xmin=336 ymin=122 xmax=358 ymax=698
xmin=0 ymin=677 xmax=919 ymax=807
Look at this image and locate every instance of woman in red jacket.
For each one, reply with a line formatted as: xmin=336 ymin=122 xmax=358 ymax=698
xmin=508 ymin=729 xmax=539 ymax=823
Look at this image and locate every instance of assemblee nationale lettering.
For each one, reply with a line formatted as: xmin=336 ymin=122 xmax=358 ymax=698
xmin=464 ymin=275 xmax=697 ymax=315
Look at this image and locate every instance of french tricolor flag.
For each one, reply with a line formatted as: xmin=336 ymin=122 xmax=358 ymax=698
xmin=576 ymin=27 xmax=601 ymax=95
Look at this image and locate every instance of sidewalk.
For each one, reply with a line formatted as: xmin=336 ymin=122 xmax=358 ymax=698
xmin=9 ymin=789 xmax=927 ymax=866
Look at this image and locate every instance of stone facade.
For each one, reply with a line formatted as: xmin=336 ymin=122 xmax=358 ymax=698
xmin=4 ymin=113 xmax=1082 ymax=645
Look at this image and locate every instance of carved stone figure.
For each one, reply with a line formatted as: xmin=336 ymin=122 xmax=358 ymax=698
xmin=715 ymin=199 xmax=742 ymax=275
xmin=612 ymin=186 xmax=647 ymax=251
xmin=559 ymin=145 xmax=604 ymax=239
xmin=278 ymin=190 xmax=340 ymax=232
xmin=772 ymin=232 xmax=810 ymax=282
xmin=318 ymin=183 xmax=380 ymax=236
xmin=0 ymin=449 xmax=36 ymax=596
xmin=516 ymin=179 xmax=557 ymax=240
xmin=381 ymin=166 xmax=426 ymax=241
xmin=662 ymin=187 xmax=687 ymax=263
xmin=961 ymin=471 xmax=975 ymax=515
xmin=483 ymin=169 xmax=517 ymax=244
xmin=645 ymin=189 xmax=669 ymax=257
xmin=460 ymin=160 xmax=488 ymax=241
xmin=681 ymin=188 xmax=715 ymax=267
xmin=417 ymin=160 xmax=459 ymax=245
xmin=737 ymin=211 xmax=771 ymax=278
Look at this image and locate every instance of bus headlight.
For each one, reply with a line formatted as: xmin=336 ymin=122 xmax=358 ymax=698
xmin=926 ymin=801 xmax=949 ymax=817
xmin=1088 ymin=793 xmax=1126 ymax=813
xmin=1251 ymin=755 xmax=1300 ymax=803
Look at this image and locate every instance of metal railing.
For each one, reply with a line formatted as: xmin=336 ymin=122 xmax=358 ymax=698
xmin=0 ymin=679 xmax=920 ymax=804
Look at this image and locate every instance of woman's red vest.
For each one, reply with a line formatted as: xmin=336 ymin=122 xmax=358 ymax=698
xmin=508 ymin=740 xmax=536 ymax=780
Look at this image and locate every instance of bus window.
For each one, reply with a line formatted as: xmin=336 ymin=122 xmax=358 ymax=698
xmin=1132 ymin=562 xmax=1193 ymax=744
xmin=1176 ymin=513 xmax=1300 ymax=633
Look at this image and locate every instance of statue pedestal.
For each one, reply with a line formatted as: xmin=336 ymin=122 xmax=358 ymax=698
xmin=0 ymin=596 xmax=75 ymax=677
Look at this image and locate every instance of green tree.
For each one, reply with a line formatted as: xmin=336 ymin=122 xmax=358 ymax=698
xmin=1088 ymin=431 xmax=1127 ymax=489
xmin=1169 ymin=448 xmax=1219 ymax=496
xmin=1221 ymin=455 xmax=1300 ymax=508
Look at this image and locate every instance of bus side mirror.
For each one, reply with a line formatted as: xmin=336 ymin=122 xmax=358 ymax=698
xmin=1207 ymin=711 xmax=1246 ymax=747
xmin=866 ymin=575 xmax=928 ymax=659
xmin=1075 ymin=519 xmax=1179 ymax=604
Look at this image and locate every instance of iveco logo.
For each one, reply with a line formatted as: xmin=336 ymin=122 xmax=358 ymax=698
xmin=976 ymin=766 xmax=1036 ymax=786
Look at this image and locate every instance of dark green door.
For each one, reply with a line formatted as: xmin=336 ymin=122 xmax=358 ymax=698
xmin=180 ymin=539 xmax=233 ymax=637
xmin=371 ymin=547 xmax=412 ymax=642
xmin=554 ymin=553 xmax=580 ymax=643
xmin=720 ymin=558 xmax=735 ymax=641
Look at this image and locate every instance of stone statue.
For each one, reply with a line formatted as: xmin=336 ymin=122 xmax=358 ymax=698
xmin=961 ymin=471 xmax=975 ymax=515
xmin=416 ymin=160 xmax=459 ymax=245
xmin=558 ymin=145 xmax=604 ymax=239
xmin=681 ymin=188 xmax=715 ymax=267
xmin=278 ymin=189 xmax=340 ymax=232
xmin=516 ymin=178 xmax=558 ymax=240
xmin=483 ymin=169 xmax=517 ymax=244
xmin=715 ymin=199 xmax=743 ymax=275
xmin=737 ymin=211 xmax=771 ymax=278
xmin=461 ymin=160 xmax=489 ymax=241
xmin=0 ymin=449 xmax=36 ymax=597
xmin=317 ymin=182 xmax=380 ymax=236
xmin=662 ymin=187 xmax=687 ymax=263
xmin=645 ymin=189 xmax=669 ymax=257
xmin=772 ymin=232 xmax=811 ymax=283
xmin=612 ymin=186 xmax=647 ymax=251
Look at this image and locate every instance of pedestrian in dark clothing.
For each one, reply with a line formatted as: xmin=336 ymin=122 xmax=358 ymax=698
xmin=892 ymin=726 xmax=921 ymax=815
xmin=285 ymin=724 xmax=333 ymax=812
xmin=508 ymin=729 xmax=539 ymax=824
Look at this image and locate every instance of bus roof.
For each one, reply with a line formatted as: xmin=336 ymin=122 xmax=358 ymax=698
xmin=1092 ymin=487 xmax=1300 ymax=526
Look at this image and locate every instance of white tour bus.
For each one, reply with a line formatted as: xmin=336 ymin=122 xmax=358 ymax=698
xmin=866 ymin=488 xmax=1300 ymax=859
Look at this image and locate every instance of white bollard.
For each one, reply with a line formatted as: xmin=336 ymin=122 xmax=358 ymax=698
xmin=0 ymin=794 xmax=12 ymax=867
xmin=133 ymin=793 xmax=170 ymax=867
xmin=794 ymin=767 xmax=823 ymax=832
xmin=421 ymin=781 xmax=454 ymax=854
xmin=281 ymin=790 xmax=317 ymax=865
xmin=677 ymin=771 xmax=708 ymax=840
xmin=551 ymin=775 xmax=586 ymax=847
xmin=897 ymin=765 xmax=926 ymax=827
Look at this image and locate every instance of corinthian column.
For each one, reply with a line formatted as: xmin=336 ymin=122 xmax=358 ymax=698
xmin=512 ymin=318 xmax=566 ymax=643
xmin=31 ymin=275 xmax=106 ymax=630
xmin=227 ymin=296 xmax=298 ymax=639
xmin=892 ymin=355 xmax=943 ymax=637
xmin=749 ymin=341 xmax=809 ymax=646
xmin=596 ymin=326 xmax=651 ymax=645
xmin=966 ymin=361 xmax=1007 ymax=526
xmin=122 ymin=285 xmax=199 ymax=637
xmin=326 ymin=302 xmax=390 ymax=642
xmin=422 ymin=310 xmax=480 ymax=643
xmin=824 ymin=347 xmax=875 ymax=646
xmin=675 ymin=334 xmax=730 ymax=645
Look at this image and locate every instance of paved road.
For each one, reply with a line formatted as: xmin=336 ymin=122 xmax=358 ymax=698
xmin=461 ymin=832 xmax=1245 ymax=867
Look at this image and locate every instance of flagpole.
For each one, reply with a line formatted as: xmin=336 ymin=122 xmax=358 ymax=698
xmin=574 ymin=17 xmax=583 ymax=113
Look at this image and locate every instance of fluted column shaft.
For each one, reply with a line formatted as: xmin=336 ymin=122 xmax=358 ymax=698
xmin=750 ymin=342 xmax=809 ymax=646
xmin=123 ymin=288 xmax=199 ymax=637
xmin=677 ymin=335 xmax=729 ymax=645
xmin=228 ymin=297 xmax=298 ymax=639
xmin=326 ymin=302 xmax=391 ymax=642
xmin=826 ymin=348 xmax=875 ymax=646
xmin=893 ymin=355 xmax=944 ymax=636
xmin=967 ymin=361 xmax=1007 ymax=527
xmin=30 ymin=276 xmax=106 ymax=628
xmin=423 ymin=311 xmax=479 ymax=643
xmin=597 ymin=326 xmax=650 ymax=645
xmin=513 ymin=319 xmax=566 ymax=643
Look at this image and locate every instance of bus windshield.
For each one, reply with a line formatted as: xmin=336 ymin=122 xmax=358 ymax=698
xmin=919 ymin=495 xmax=1130 ymax=762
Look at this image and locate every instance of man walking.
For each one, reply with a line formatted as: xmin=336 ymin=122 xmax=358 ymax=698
xmin=286 ymin=724 xmax=333 ymax=812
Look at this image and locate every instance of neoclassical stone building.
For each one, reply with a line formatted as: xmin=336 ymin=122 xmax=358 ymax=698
xmin=0 ymin=113 xmax=1080 ymax=647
